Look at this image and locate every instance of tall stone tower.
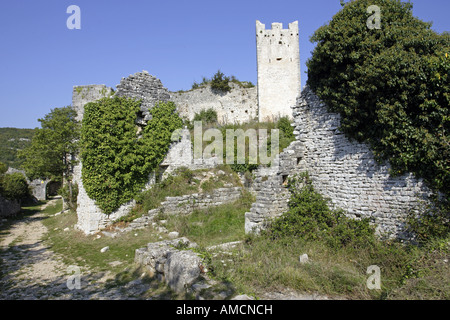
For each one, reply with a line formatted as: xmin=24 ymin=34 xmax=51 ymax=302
xmin=256 ymin=20 xmax=301 ymax=122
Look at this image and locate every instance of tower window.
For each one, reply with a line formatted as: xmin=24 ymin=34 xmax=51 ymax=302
xmin=276 ymin=58 xmax=282 ymax=61
xmin=279 ymin=41 xmax=282 ymax=44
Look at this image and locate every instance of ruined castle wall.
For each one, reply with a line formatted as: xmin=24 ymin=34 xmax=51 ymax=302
xmin=294 ymin=87 xmax=432 ymax=238
xmin=170 ymin=83 xmax=257 ymax=124
xmin=246 ymin=87 xmax=432 ymax=239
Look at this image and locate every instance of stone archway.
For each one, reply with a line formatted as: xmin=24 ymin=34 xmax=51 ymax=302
xmin=46 ymin=181 xmax=62 ymax=197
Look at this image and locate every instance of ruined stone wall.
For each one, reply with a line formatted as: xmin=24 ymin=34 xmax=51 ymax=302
xmin=0 ymin=194 xmax=20 ymax=218
xmin=246 ymin=87 xmax=432 ymax=239
xmin=115 ymin=70 xmax=171 ymax=124
xmin=157 ymin=186 xmax=243 ymax=216
xmin=170 ymin=82 xmax=257 ymax=124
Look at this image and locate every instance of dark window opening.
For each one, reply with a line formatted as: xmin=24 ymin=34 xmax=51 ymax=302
xmin=282 ymin=175 xmax=289 ymax=185
xmin=276 ymin=58 xmax=282 ymax=61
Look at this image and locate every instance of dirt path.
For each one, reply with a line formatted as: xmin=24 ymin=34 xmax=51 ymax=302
xmin=0 ymin=199 xmax=152 ymax=300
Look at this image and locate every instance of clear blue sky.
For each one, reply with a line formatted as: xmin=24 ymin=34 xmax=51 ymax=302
xmin=0 ymin=0 xmax=448 ymax=129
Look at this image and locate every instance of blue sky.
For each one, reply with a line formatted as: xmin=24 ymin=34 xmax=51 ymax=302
xmin=0 ymin=0 xmax=448 ymax=129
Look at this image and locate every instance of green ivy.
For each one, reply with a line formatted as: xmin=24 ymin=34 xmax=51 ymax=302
xmin=80 ymin=97 xmax=182 ymax=214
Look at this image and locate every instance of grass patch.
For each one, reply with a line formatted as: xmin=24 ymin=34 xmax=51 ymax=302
xmin=162 ymin=191 xmax=254 ymax=247
xmin=122 ymin=166 xmax=242 ymax=223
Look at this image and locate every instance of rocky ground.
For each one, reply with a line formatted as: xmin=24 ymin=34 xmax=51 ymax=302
xmin=0 ymin=198 xmax=336 ymax=301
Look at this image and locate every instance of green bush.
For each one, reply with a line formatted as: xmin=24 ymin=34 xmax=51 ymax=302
xmin=264 ymin=173 xmax=377 ymax=249
xmin=0 ymin=162 xmax=7 ymax=175
xmin=210 ymin=70 xmax=231 ymax=93
xmin=0 ymin=172 xmax=30 ymax=201
xmin=81 ymin=98 xmax=182 ymax=214
xmin=406 ymin=196 xmax=450 ymax=244
xmin=306 ymin=0 xmax=450 ymax=197
xmin=58 ymin=183 xmax=79 ymax=210
xmin=193 ymin=108 xmax=218 ymax=125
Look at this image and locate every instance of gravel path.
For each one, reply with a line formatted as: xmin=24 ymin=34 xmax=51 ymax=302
xmin=0 ymin=199 xmax=155 ymax=300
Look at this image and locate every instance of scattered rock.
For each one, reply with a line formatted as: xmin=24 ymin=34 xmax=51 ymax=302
xmin=63 ymin=227 xmax=70 ymax=232
xmin=100 ymin=246 xmax=110 ymax=253
xmin=164 ymin=250 xmax=202 ymax=293
xmin=299 ymin=254 xmax=309 ymax=264
xmin=102 ymin=231 xmax=117 ymax=238
xmin=232 ymin=294 xmax=255 ymax=300
xmin=168 ymin=231 xmax=180 ymax=239
xmin=108 ymin=261 xmax=123 ymax=267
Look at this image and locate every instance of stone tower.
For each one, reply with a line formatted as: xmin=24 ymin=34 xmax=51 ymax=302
xmin=256 ymin=20 xmax=301 ymax=121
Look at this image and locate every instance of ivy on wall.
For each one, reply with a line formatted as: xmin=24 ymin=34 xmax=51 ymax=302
xmin=80 ymin=97 xmax=182 ymax=214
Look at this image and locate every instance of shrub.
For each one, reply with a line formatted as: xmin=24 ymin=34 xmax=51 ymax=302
xmin=0 ymin=172 xmax=30 ymax=201
xmin=306 ymin=0 xmax=450 ymax=196
xmin=406 ymin=196 xmax=450 ymax=244
xmin=0 ymin=162 xmax=7 ymax=175
xmin=58 ymin=182 xmax=79 ymax=210
xmin=264 ymin=173 xmax=377 ymax=249
xmin=193 ymin=108 xmax=218 ymax=125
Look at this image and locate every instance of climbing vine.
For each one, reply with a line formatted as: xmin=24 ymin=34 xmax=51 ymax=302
xmin=81 ymin=97 xmax=182 ymax=214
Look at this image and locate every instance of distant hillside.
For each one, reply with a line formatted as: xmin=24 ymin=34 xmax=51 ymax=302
xmin=0 ymin=127 xmax=36 ymax=169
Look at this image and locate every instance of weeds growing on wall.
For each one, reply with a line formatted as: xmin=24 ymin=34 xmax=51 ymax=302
xmin=80 ymin=98 xmax=182 ymax=214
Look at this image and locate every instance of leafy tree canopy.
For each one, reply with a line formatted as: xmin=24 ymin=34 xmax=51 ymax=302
xmin=18 ymin=106 xmax=80 ymax=182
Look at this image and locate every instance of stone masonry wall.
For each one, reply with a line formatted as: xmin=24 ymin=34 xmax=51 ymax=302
xmin=246 ymin=86 xmax=432 ymax=239
xmin=158 ymin=186 xmax=243 ymax=216
xmin=170 ymin=82 xmax=257 ymax=124
xmin=0 ymin=194 xmax=21 ymax=218
xmin=115 ymin=70 xmax=171 ymax=124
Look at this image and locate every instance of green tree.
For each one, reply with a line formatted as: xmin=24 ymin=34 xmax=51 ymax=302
xmin=210 ymin=70 xmax=231 ymax=93
xmin=306 ymin=0 xmax=450 ymax=196
xmin=18 ymin=106 xmax=80 ymax=203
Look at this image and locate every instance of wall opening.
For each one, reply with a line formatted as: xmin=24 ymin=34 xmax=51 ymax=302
xmin=282 ymin=174 xmax=289 ymax=185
